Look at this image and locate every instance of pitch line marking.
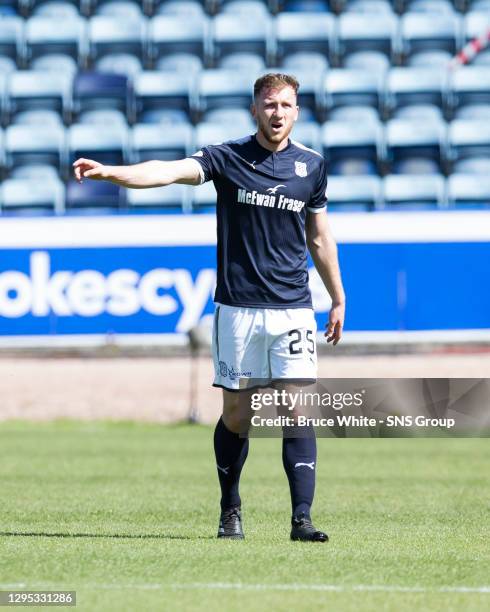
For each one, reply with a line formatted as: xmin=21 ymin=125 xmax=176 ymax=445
xmin=1 ymin=583 xmax=489 ymax=594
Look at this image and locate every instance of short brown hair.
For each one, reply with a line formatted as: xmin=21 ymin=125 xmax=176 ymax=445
xmin=253 ymin=73 xmax=299 ymax=100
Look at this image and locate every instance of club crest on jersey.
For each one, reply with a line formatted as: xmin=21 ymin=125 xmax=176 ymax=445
xmin=295 ymin=161 xmax=307 ymax=177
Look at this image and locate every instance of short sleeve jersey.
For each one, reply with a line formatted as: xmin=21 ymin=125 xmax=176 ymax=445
xmin=189 ymin=134 xmax=328 ymax=309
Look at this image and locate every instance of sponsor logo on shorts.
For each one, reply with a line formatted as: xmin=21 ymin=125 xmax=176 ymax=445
xmin=219 ymin=361 xmax=228 ymax=378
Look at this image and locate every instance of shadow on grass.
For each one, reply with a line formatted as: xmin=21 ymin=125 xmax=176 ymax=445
xmin=0 ymin=531 xmax=214 ymax=540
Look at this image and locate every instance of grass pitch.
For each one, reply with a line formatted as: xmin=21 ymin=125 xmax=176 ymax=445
xmin=0 ymin=421 xmax=488 ymax=612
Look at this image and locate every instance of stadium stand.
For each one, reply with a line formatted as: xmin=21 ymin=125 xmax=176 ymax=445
xmin=0 ymin=0 xmax=489 ymax=213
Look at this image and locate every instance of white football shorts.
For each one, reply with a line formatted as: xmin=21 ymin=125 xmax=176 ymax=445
xmin=212 ymin=303 xmax=318 ymax=391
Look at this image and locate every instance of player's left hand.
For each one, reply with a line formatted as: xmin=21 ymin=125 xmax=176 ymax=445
xmin=325 ymin=302 xmax=345 ymax=345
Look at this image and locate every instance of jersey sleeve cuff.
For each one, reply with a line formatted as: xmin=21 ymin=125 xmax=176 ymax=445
xmin=188 ymin=157 xmax=206 ymax=185
xmin=307 ymin=205 xmax=326 ymax=213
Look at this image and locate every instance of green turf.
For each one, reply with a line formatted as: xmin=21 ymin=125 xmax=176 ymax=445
xmin=0 ymin=421 xmax=488 ymax=612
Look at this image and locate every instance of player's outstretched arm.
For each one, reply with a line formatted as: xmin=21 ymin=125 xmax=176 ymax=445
xmin=306 ymin=210 xmax=346 ymax=345
xmin=72 ymin=158 xmax=202 ymax=188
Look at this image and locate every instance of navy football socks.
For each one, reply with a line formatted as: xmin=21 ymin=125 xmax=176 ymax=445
xmin=214 ymin=417 xmax=249 ymax=511
xmin=282 ymin=425 xmax=317 ymax=518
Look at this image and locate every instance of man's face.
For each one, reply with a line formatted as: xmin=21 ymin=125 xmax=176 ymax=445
xmin=251 ymin=85 xmax=299 ymax=146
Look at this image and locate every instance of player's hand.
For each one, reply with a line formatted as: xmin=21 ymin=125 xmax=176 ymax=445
xmin=325 ymin=301 xmax=345 ymax=346
xmin=73 ymin=158 xmax=107 ymax=183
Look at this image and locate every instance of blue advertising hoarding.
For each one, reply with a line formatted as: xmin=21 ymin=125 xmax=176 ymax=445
xmin=0 ymin=212 xmax=488 ymax=344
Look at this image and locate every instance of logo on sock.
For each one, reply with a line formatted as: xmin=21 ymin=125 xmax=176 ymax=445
xmin=217 ymin=465 xmax=230 ymax=475
xmin=294 ymin=462 xmax=315 ymax=470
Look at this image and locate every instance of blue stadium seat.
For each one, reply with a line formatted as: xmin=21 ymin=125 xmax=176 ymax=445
xmin=450 ymin=67 xmax=490 ymax=111
xmin=400 ymin=12 xmax=461 ymax=57
xmin=343 ymin=51 xmax=389 ymax=76
xmin=66 ymin=179 xmax=123 ymax=210
xmin=382 ymin=174 xmax=445 ymax=209
xmin=393 ymin=103 xmax=443 ymax=120
xmin=7 ymin=71 xmax=73 ymax=121
xmin=326 ymin=175 xmax=382 ymax=211
xmin=406 ymin=50 xmax=452 ymax=68
xmin=212 ymin=13 xmax=272 ymax=63
xmin=454 ymin=104 xmax=490 ymax=120
xmin=472 ymin=50 xmax=490 ymax=67
xmin=282 ymin=0 xmax=330 ymax=12
xmin=0 ymin=56 xmax=17 ymax=74
xmin=406 ymin=0 xmax=455 ymax=13
xmin=321 ymin=69 xmax=384 ymax=112
xmin=343 ymin=0 xmax=394 ymax=13
xmin=73 ymin=72 xmax=133 ymax=119
xmin=11 ymin=164 xmax=60 ymax=180
xmin=25 ymin=16 xmax=86 ymax=63
xmin=274 ymin=13 xmax=334 ymax=63
xmin=291 ymin=122 xmax=322 ymax=153
xmin=138 ymin=109 xmax=191 ymax=124
xmin=130 ymin=123 xmax=193 ymax=162
xmin=464 ymin=10 xmax=490 ymax=42
xmin=386 ymin=67 xmax=448 ymax=114
xmin=453 ymin=157 xmax=490 ymax=174
xmin=95 ymin=53 xmax=143 ymax=78
xmin=156 ymin=0 xmax=206 ymax=17
xmin=13 ymin=109 xmax=63 ymax=125
xmin=0 ymin=177 xmax=65 ymax=214
xmin=0 ymin=16 xmax=23 ymax=61
xmin=197 ymin=69 xmax=254 ymax=115
xmin=5 ymin=124 xmax=66 ymax=170
xmin=95 ymin=0 xmax=144 ymax=18
xmin=448 ymin=119 xmax=490 ymax=162
xmin=321 ymin=120 xmax=383 ymax=175
xmin=134 ymin=71 xmax=193 ymax=121
xmin=88 ymin=15 xmax=146 ymax=63
xmin=221 ymin=0 xmax=270 ymax=17
xmin=195 ymin=122 xmax=254 ymax=149
xmin=337 ymin=13 xmax=397 ymax=61
xmin=156 ymin=53 xmax=203 ymax=74
xmin=31 ymin=53 xmax=79 ymax=75
xmin=126 ymin=183 xmax=189 ymax=212
xmin=33 ymin=1 xmax=80 ymax=17
xmin=78 ymin=109 xmax=128 ymax=125
xmin=385 ymin=118 xmax=446 ymax=173
xmin=219 ymin=52 xmax=266 ymax=73
xmin=192 ymin=180 xmax=217 ymax=211
xmin=283 ymin=51 xmax=329 ymax=73
xmin=148 ymin=14 xmax=209 ymax=64
xmin=447 ymin=174 xmax=490 ymax=209
xmin=68 ymin=123 xmax=130 ymax=165
xmin=203 ymin=108 xmax=255 ymax=127
xmin=329 ymin=105 xmax=380 ymax=123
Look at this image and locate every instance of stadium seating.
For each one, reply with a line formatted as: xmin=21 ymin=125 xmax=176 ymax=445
xmin=65 ymin=178 xmax=123 ymax=210
xmin=274 ymin=13 xmax=334 ymax=62
xmin=130 ymin=123 xmax=193 ymax=162
xmin=447 ymin=173 xmax=490 ymax=208
xmin=382 ymin=174 xmax=446 ymax=209
xmin=0 ymin=0 xmax=489 ymax=214
xmin=325 ymin=175 xmax=382 ymax=211
xmin=5 ymin=124 xmax=67 ymax=171
xmin=192 ymin=179 xmax=218 ymax=211
xmin=197 ymin=69 xmax=254 ymax=114
xmin=25 ymin=15 xmax=86 ymax=63
xmin=68 ymin=123 xmax=130 ymax=166
xmin=134 ymin=71 xmax=194 ymax=121
xmin=126 ymin=183 xmax=190 ymax=212
xmin=385 ymin=118 xmax=446 ymax=173
xmin=148 ymin=14 xmax=209 ymax=64
xmin=0 ymin=176 xmax=65 ymax=214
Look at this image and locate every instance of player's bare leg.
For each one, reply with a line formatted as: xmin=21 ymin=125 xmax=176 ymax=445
xmin=214 ymin=390 xmax=252 ymax=539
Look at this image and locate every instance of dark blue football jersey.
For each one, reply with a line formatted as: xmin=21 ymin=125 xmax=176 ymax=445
xmin=189 ymin=134 xmax=328 ymax=308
